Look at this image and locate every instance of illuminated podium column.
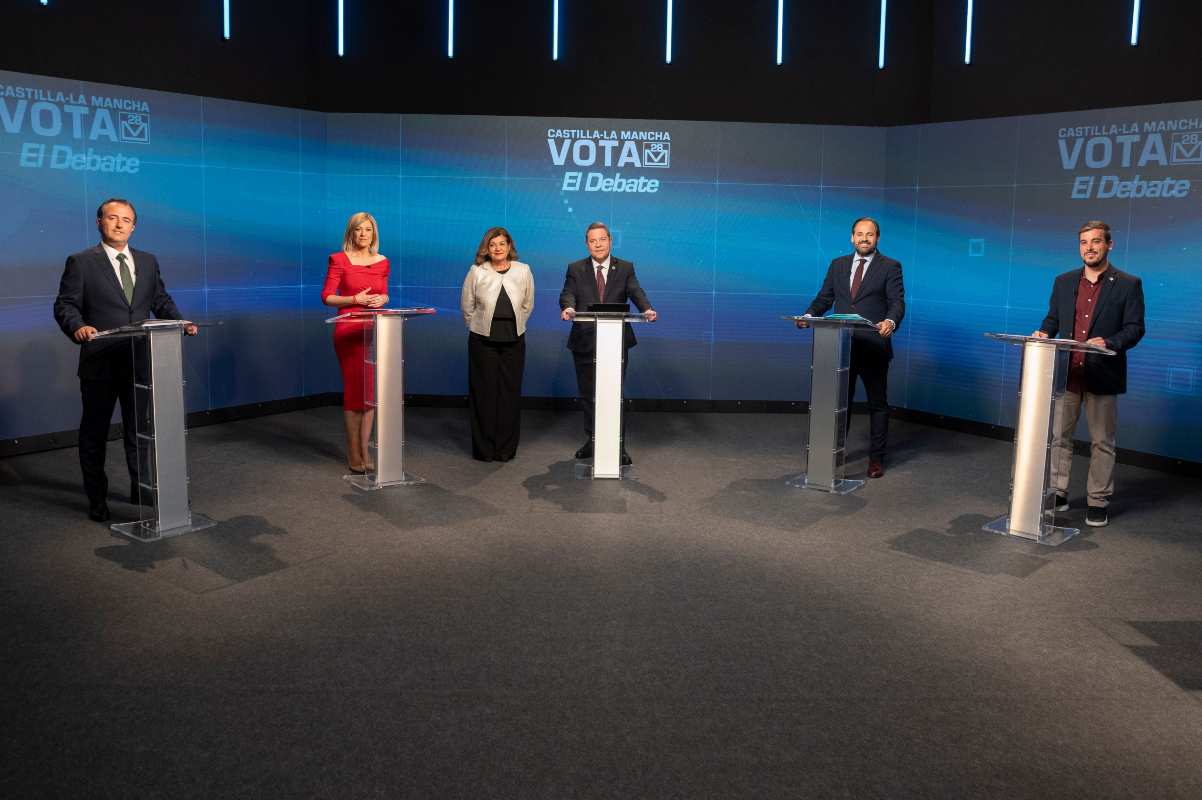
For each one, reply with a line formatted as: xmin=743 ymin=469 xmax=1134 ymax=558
xmin=983 ymin=333 xmax=1114 ymax=545
xmin=92 ymin=320 xmax=216 ymax=542
xmin=572 ymin=311 xmax=647 ymax=480
xmin=782 ymin=314 xmax=874 ymax=494
xmin=326 ymin=307 xmax=436 ymax=491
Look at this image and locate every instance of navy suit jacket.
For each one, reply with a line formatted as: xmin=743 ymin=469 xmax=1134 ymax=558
xmin=1038 ymin=265 xmax=1145 ymax=395
xmin=559 ymin=256 xmax=652 ymax=353
xmin=805 ymin=251 xmax=905 ymax=358
xmin=53 ymin=245 xmax=183 ymax=380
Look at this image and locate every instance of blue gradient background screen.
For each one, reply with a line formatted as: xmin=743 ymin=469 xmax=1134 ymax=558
xmin=2 ymin=69 xmax=1199 ymax=460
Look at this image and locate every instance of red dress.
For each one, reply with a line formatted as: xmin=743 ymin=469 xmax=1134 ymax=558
xmin=321 ymin=252 xmax=390 ymax=410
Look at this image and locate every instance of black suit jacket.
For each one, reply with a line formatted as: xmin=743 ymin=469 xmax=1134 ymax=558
xmin=559 ymin=256 xmax=652 ymax=353
xmin=805 ymin=251 xmax=905 ymax=359
xmin=1038 ymin=265 xmax=1145 ymax=395
xmin=53 ymin=245 xmax=183 ymax=380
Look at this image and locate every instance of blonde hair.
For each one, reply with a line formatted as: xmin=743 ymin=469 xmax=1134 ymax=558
xmin=342 ymin=212 xmax=380 ymax=255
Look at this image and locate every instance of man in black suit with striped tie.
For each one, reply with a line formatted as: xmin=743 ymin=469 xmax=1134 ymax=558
xmin=799 ymin=217 xmax=905 ymax=478
xmin=559 ymin=221 xmax=657 ymax=465
xmin=52 ymin=198 xmax=196 ymax=522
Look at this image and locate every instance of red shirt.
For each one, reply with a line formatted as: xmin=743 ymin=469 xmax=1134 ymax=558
xmin=1066 ymin=268 xmax=1107 ymax=393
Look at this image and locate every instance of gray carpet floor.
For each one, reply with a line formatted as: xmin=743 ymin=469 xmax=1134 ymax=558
xmin=2 ymin=407 xmax=1201 ymax=798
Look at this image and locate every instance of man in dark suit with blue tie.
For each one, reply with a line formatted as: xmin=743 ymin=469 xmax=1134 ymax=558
xmin=559 ymin=221 xmax=657 ymax=464
xmin=799 ymin=217 xmax=905 ymax=478
xmin=52 ymin=198 xmax=196 ymax=522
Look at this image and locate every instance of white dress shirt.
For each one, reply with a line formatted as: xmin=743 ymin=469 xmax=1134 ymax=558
xmin=101 ymin=242 xmax=136 ymax=288
xmin=591 ymin=257 xmax=613 ymax=286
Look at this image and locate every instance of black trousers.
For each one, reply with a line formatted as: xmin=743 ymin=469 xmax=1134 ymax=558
xmin=468 ymin=333 xmax=525 ymax=460
xmin=571 ymin=349 xmax=628 ymax=442
xmin=79 ymin=376 xmax=139 ymax=504
xmin=847 ymin=343 xmax=890 ymax=460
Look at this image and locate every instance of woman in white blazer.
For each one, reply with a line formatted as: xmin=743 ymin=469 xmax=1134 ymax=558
xmin=460 ymin=227 xmax=535 ymax=461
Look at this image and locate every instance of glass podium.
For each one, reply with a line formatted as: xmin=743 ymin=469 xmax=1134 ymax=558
xmin=570 ymin=311 xmax=647 ymax=480
xmin=983 ymin=333 xmax=1115 ymax=545
xmin=91 ymin=319 xmax=216 ymax=542
xmin=325 ymin=307 xmax=436 ymax=491
xmin=782 ymin=313 xmax=875 ymax=494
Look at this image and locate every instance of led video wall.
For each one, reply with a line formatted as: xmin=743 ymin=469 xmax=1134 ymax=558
xmin=2 ymin=68 xmax=1199 ymax=459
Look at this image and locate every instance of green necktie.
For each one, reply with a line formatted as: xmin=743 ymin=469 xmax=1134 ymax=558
xmin=117 ymin=253 xmax=134 ymax=304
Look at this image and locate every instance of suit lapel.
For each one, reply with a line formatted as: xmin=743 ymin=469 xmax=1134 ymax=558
xmin=850 ymin=254 xmax=876 ymax=303
xmin=93 ymin=246 xmax=130 ymax=307
xmin=1088 ymin=269 xmax=1118 ymax=337
xmin=602 ymin=262 xmax=618 ymax=302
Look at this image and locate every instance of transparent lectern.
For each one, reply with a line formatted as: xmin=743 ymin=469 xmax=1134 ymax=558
xmin=325 ymin=307 xmax=436 ymax=491
xmin=983 ymin=333 xmax=1115 ymax=545
xmin=782 ymin=313 xmax=875 ymax=494
xmin=91 ymin=319 xmax=215 ymax=542
xmin=571 ymin=311 xmax=647 ymax=480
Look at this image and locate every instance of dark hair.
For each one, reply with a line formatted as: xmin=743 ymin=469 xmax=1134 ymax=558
xmin=474 ymin=226 xmax=517 ymax=266
xmin=97 ymin=198 xmax=137 ymax=223
xmin=1078 ymin=220 xmax=1112 ymax=243
xmin=851 ymin=216 xmax=880 ymax=236
xmin=585 ymin=221 xmax=612 ymax=242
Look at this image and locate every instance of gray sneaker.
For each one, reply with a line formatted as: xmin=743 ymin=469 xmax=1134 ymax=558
xmin=1085 ymin=506 xmax=1108 ymax=527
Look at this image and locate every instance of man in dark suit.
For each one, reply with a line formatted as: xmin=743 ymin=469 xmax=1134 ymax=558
xmin=559 ymin=221 xmax=657 ymax=464
xmin=799 ymin=216 xmax=905 ymax=478
xmin=1032 ymin=220 xmax=1144 ymax=528
xmin=52 ymin=198 xmax=196 ymax=522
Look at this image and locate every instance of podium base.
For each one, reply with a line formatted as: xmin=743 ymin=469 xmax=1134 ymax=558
xmin=786 ymin=473 xmax=865 ymax=495
xmin=982 ymin=515 xmax=1081 ymax=546
xmin=111 ymin=512 xmax=217 ymax=543
xmin=343 ymin=472 xmax=425 ymax=491
xmin=574 ymin=462 xmax=634 ymax=481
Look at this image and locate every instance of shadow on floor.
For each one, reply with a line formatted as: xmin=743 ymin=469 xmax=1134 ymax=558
xmin=523 ymin=459 xmax=668 ymax=513
xmin=701 ymin=474 xmax=868 ymax=532
xmin=887 ymin=512 xmax=1100 ymax=578
xmin=93 ymin=514 xmax=321 ymax=593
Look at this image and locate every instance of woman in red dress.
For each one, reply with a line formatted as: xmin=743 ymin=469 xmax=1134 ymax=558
xmin=321 ymin=212 xmax=389 ymax=473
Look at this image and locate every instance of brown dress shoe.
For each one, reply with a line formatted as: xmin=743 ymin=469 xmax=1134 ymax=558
xmin=867 ymin=459 xmax=884 ymax=479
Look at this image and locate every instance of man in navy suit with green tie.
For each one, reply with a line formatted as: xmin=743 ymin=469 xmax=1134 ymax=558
xmin=52 ymin=198 xmax=196 ymax=522
xmin=799 ymin=217 xmax=905 ymax=478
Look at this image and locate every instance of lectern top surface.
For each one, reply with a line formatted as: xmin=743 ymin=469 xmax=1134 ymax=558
xmin=983 ymin=332 xmax=1115 ymax=356
xmin=92 ymin=319 xmax=212 ymax=339
xmin=780 ymin=313 xmax=874 ymax=326
xmin=571 ymin=311 xmax=648 ymax=322
xmin=325 ymin=307 xmax=437 ymax=323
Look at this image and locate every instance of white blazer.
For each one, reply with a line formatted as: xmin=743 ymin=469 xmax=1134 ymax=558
xmin=460 ymin=261 xmax=535 ymax=337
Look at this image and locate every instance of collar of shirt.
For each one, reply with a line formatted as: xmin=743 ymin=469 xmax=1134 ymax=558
xmin=101 ymin=242 xmax=135 ymax=282
xmin=1080 ymin=265 xmax=1110 ymax=285
xmin=591 ymin=257 xmax=612 ymax=274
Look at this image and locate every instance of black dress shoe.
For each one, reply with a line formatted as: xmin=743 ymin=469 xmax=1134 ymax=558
xmin=574 ymin=441 xmax=594 ymax=459
xmin=130 ymin=485 xmax=140 ymax=505
xmin=620 ymin=450 xmax=633 ymax=466
xmin=88 ymin=501 xmax=111 ymax=523
xmin=1047 ymin=493 xmax=1069 ymax=512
